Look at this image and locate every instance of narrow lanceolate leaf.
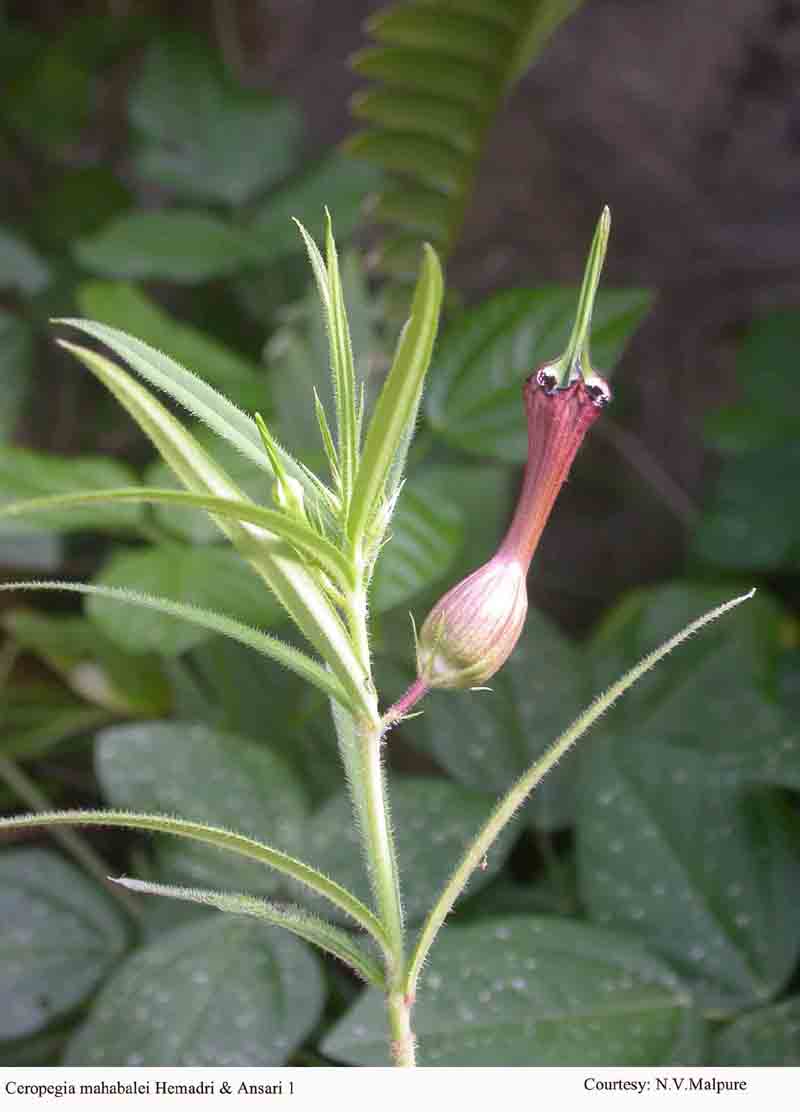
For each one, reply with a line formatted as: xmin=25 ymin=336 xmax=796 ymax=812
xmin=55 ymin=341 xmax=372 ymax=715
xmin=293 ymin=218 xmax=358 ymax=508
xmin=53 ymin=318 xmax=315 ymax=504
xmin=0 ymin=808 xmax=389 ymax=948
xmin=406 ymin=590 xmax=757 ymax=998
xmin=0 ymin=581 xmax=349 ymax=708
xmin=96 ymin=722 xmax=309 ymax=899
xmin=112 ymin=878 xmax=385 ymax=988
xmin=0 ymin=447 xmax=142 ymax=533
xmin=325 ymin=215 xmax=359 ymax=503
xmin=77 ymin=281 xmax=265 ymax=411
xmin=347 ymin=244 xmax=443 ymax=547
xmin=0 ymin=487 xmax=354 ymax=591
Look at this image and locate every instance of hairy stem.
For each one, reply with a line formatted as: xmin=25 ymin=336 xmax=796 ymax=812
xmin=382 ymin=676 xmax=428 ymax=727
xmin=387 ymin=991 xmax=416 ymax=1067
xmin=334 ymin=573 xmax=413 ymax=1065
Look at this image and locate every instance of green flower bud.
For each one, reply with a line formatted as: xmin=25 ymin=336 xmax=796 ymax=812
xmin=272 ymin=473 xmax=306 ymax=520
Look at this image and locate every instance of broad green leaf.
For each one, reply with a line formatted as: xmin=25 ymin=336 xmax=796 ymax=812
xmin=113 ymin=877 xmax=384 ymax=988
xmin=587 ymin=582 xmax=799 ymax=789
xmin=248 ymin=155 xmax=380 ymax=265
xmin=0 ymin=1022 xmax=75 ymax=1067
xmin=96 ymin=721 xmax=309 ymax=897
xmin=88 ymin=543 xmax=282 ymax=656
xmin=710 ymin=997 xmax=800 ymax=1065
xmin=687 ymin=313 xmax=800 ymax=572
xmin=0 ymin=683 xmax=111 ymax=761
xmin=291 ymin=777 xmax=517 ymax=925
xmin=0 ymin=848 xmax=129 ymax=1039
xmin=0 ymin=311 xmax=33 ymax=442
xmin=77 ymin=281 xmax=265 ymax=410
xmin=323 ymin=916 xmax=702 ymax=1065
xmin=372 ymin=465 xmax=515 ymax=662
xmin=0 ymin=533 xmax=63 ymax=571
xmin=188 ymin=637 xmax=341 ymax=804
xmin=3 ymin=43 xmax=90 ymax=151
xmin=64 ymin=916 xmax=324 ymax=1065
xmin=129 ymin=32 xmax=303 ymax=206
xmin=457 ymin=863 xmax=580 ymax=922
xmin=778 ymin=647 xmax=800 ymax=715
xmin=349 ymin=244 xmax=444 ymax=545
xmin=32 ymin=167 xmax=131 ymax=252
xmin=0 ymin=448 xmax=141 ymax=533
xmin=704 ymin=311 xmax=800 ymax=454
xmin=406 ymin=609 xmax=584 ymax=830
xmin=75 ymin=211 xmax=248 ymax=283
xmin=578 ymin=740 xmax=800 ymax=1012
xmin=371 ymin=477 xmax=463 ymax=612
xmin=0 ymin=227 xmax=51 ymax=294
xmin=425 ymin=286 xmax=652 ymax=460
xmin=692 ymin=442 xmax=800 ymax=571
xmin=3 ymin=609 xmax=170 ymax=715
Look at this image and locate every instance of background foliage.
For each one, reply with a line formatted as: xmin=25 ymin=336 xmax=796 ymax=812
xmin=1 ymin=0 xmax=798 ymax=1067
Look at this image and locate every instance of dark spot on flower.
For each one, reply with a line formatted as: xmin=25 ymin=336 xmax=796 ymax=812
xmin=585 ymin=380 xmax=612 ymax=408
xmin=535 ymin=368 xmax=559 ymax=394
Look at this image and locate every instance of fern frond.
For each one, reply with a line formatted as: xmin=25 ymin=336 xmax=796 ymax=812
xmin=345 ymin=0 xmax=584 ymax=274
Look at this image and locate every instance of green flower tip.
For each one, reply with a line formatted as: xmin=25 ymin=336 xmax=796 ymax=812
xmin=545 ymin=205 xmax=611 ymax=388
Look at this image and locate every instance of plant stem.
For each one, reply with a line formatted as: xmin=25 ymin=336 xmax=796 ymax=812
xmin=383 ymin=676 xmax=428 ymax=727
xmin=334 ymin=574 xmax=414 ymax=1066
xmin=387 ymin=991 xmax=416 ymax=1067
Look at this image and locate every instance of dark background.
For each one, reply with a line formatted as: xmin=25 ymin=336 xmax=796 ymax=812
xmin=5 ymin=0 xmax=798 ymax=627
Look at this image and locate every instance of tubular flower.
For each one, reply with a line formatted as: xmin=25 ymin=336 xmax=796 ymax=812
xmin=417 ymin=370 xmax=610 ymax=691
xmin=385 ymin=208 xmax=614 ymax=722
